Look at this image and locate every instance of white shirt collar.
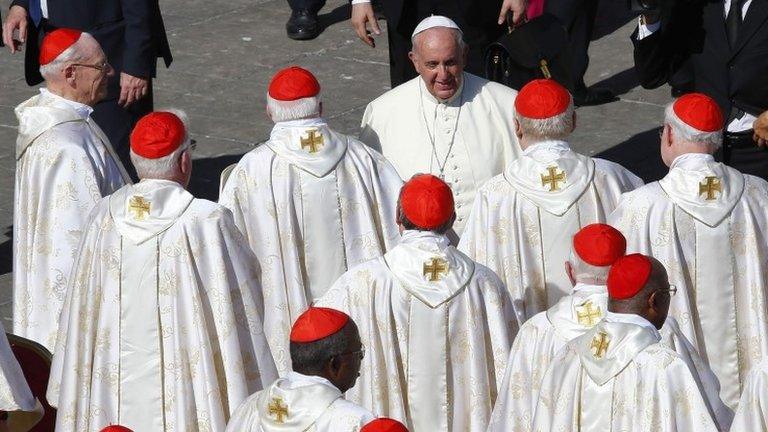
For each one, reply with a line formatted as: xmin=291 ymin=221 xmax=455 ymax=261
xmin=604 ymin=311 xmax=661 ymax=339
xmin=40 ymin=88 xmax=93 ymax=118
xmin=670 ymin=152 xmax=715 ymax=170
xmin=522 ymin=139 xmax=571 ymax=156
xmin=273 ymin=117 xmax=327 ymax=129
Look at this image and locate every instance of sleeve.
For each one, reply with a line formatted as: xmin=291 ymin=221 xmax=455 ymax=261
xmin=120 ymin=0 xmax=156 ymax=77
xmin=731 ymin=363 xmax=768 ymax=432
xmin=358 ymin=102 xmax=383 ymax=153
xmin=10 ymin=0 xmax=29 ymax=10
xmin=457 ymin=189 xmax=489 ymax=261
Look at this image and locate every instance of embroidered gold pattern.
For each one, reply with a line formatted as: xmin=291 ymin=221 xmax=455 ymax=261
xmin=590 ymin=331 xmax=610 ymax=359
xmin=128 ymin=196 xmax=151 ymax=221
xmin=268 ymin=397 xmax=289 ymax=423
xmin=698 ymin=176 xmax=722 ymax=200
xmin=300 ymin=129 xmax=324 ymax=153
xmin=576 ymin=300 xmax=602 ymax=327
xmin=423 ymin=257 xmax=449 ymax=282
xmin=540 ymin=166 xmax=566 ymax=191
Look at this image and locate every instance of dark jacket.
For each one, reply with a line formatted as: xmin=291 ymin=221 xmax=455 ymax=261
xmin=632 ymin=0 xmax=768 ymax=119
xmin=384 ymin=0 xmax=504 ymax=39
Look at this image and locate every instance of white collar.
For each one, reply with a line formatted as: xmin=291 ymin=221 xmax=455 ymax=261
xmin=670 ymin=152 xmax=715 ymax=169
xmin=604 ymin=311 xmax=660 ymax=339
xmin=40 ymin=88 xmax=93 ymax=119
xmin=399 ymin=230 xmax=451 ymax=251
xmin=572 ymin=282 xmax=606 ymax=294
xmin=284 ymin=372 xmax=341 ymax=391
xmin=418 ymin=74 xmax=465 ymax=106
xmin=273 ymin=117 xmax=327 ymax=129
xmin=522 ymin=139 xmax=571 ymax=157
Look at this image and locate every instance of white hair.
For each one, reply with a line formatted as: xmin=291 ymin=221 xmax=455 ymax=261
xmin=266 ymin=94 xmax=321 ymax=123
xmin=411 ymin=27 xmax=467 ymax=52
xmin=130 ymin=109 xmax=193 ymax=180
xmin=568 ymin=250 xmax=611 ymax=285
xmin=39 ymin=32 xmax=97 ymax=80
xmin=664 ymin=103 xmax=723 ymax=149
xmin=515 ymin=100 xmax=576 ymax=141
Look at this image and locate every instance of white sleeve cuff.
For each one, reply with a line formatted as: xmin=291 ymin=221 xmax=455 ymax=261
xmin=636 ymin=16 xmax=661 ymax=40
xmin=351 ymin=0 xmax=371 ymax=4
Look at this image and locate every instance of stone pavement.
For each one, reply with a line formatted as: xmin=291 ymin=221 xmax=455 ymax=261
xmin=0 ymin=0 xmax=671 ymax=331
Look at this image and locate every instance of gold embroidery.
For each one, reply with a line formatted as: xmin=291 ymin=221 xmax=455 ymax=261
xmin=590 ymin=331 xmax=610 ymax=359
xmin=423 ymin=257 xmax=449 ymax=281
xmin=300 ymin=129 xmax=324 ymax=153
xmin=128 ymin=196 xmax=151 ymax=221
xmin=575 ymin=300 xmax=602 ymax=326
xmin=540 ymin=166 xmax=566 ymax=191
xmin=268 ymin=397 xmax=289 ymax=423
xmin=698 ymin=176 xmax=722 ymax=200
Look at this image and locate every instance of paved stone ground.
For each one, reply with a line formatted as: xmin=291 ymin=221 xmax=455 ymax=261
xmin=0 ymin=0 xmax=671 ymax=331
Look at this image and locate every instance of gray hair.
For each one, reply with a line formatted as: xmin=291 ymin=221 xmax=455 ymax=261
xmin=515 ymin=101 xmax=576 ymax=141
xmin=568 ymin=250 xmax=611 ymax=285
xmin=290 ymin=322 xmax=354 ymax=374
xmin=39 ymin=32 xmax=96 ymax=80
xmin=130 ymin=108 xmax=192 ymax=180
xmin=266 ymin=94 xmax=321 ymax=123
xmin=664 ymin=103 xmax=723 ymax=149
xmin=411 ymin=27 xmax=467 ymax=53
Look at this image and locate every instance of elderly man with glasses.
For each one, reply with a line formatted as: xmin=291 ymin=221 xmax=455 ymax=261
xmin=12 ymin=28 xmax=130 ymax=352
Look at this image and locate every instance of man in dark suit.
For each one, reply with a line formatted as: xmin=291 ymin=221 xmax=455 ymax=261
xmin=3 ymin=0 xmax=172 ymax=179
xmin=632 ymin=0 xmax=768 ymax=179
xmin=350 ymin=0 xmax=526 ymax=87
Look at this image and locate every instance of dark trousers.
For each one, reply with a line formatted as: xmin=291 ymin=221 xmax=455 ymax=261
xmin=545 ymin=0 xmax=599 ymax=90
xmin=721 ymin=131 xmax=768 ymax=180
xmin=286 ymin=0 xmax=325 ymax=12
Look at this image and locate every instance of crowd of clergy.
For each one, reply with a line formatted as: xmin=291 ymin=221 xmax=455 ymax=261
xmin=3 ymin=13 xmax=768 ymax=432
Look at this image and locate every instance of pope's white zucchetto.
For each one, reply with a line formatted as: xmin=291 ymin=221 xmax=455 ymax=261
xmin=412 ymin=15 xmax=462 ymax=38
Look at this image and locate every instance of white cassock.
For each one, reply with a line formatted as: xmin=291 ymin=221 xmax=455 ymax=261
xmin=459 ymin=140 xmax=642 ymax=321
xmin=359 ymin=73 xmax=521 ymax=235
xmin=317 ymin=230 xmax=517 ymax=432
xmin=47 ymin=179 xmax=278 ymax=432
xmin=609 ymin=153 xmax=768 ymax=409
xmin=731 ymin=359 xmax=768 ymax=431
xmin=225 ymin=372 xmax=375 ymax=432
xmin=220 ymin=118 xmax=402 ymax=375
xmin=488 ymin=283 xmax=733 ymax=432
xmin=13 ymin=88 xmax=129 ymax=350
xmin=532 ymin=312 xmax=721 ymax=431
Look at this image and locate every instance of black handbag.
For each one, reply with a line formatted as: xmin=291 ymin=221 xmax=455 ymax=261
xmin=484 ymin=13 xmax=574 ymax=91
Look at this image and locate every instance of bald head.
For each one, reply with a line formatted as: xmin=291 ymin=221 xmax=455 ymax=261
xmin=409 ymin=27 xmax=468 ymax=101
xmin=608 ymin=257 xmax=671 ymax=329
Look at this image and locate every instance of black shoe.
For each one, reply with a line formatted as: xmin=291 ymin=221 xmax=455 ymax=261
xmin=573 ymin=86 xmax=616 ymax=107
xmin=286 ymin=9 xmax=320 ymax=40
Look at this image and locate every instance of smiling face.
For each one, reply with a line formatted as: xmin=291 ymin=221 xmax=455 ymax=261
xmin=409 ymin=27 xmax=467 ymax=101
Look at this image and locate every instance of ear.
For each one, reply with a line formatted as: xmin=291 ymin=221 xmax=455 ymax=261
xmin=565 ymin=261 xmax=576 ymax=287
xmin=665 ymin=124 xmax=674 ymax=146
xmin=408 ymin=51 xmax=419 ymax=70
xmin=64 ymin=64 xmax=76 ymax=83
xmin=180 ymin=150 xmax=192 ymax=176
xmin=514 ymin=119 xmax=523 ymax=140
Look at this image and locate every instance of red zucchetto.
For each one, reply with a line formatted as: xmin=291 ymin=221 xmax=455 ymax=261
xmin=514 ymin=79 xmax=571 ymax=119
xmin=607 ymin=253 xmax=653 ymax=300
xmin=672 ymin=93 xmax=723 ymax=133
xmin=573 ymin=223 xmax=627 ymax=267
xmin=39 ymin=28 xmax=82 ymax=65
xmin=290 ymin=307 xmax=350 ymax=343
xmin=130 ymin=112 xmax=186 ymax=159
xmin=362 ymin=418 xmax=409 ymax=432
xmin=399 ymin=174 xmax=455 ymax=230
xmin=268 ymin=66 xmax=321 ymax=101
xmin=100 ymin=426 xmax=133 ymax=432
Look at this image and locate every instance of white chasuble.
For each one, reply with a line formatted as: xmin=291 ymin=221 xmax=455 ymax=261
xmin=459 ymin=141 xmax=642 ymax=322
xmin=13 ymin=88 xmax=129 ymax=350
xmin=318 ymin=231 xmax=517 ymax=432
xmin=225 ymin=372 xmax=375 ymax=432
xmin=609 ymin=153 xmax=768 ymax=409
xmin=220 ymin=118 xmax=402 ymax=375
xmin=47 ymin=180 xmax=278 ymax=432
xmin=359 ymin=73 xmax=521 ymax=235
xmin=532 ymin=313 xmax=720 ymax=432
xmin=731 ymin=359 xmax=768 ymax=431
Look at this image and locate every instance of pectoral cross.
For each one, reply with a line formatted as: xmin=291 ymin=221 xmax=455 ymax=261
xmin=540 ymin=166 xmax=566 ymax=191
xmin=698 ymin=176 xmax=722 ymax=200
xmin=423 ymin=257 xmax=449 ymax=282
xmin=575 ymin=301 xmax=602 ymax=327
xmin=300 ymin=129 xmax=324 ymax=153
xmin=590 ymin=331 xmax=610 ymax=359
xmin=128 ymin=196 xmax=151 ymax=221
xmin=268 ymin=397 xmax=288 ymax=424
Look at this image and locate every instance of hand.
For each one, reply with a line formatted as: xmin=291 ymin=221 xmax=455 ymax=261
xmin=641 ymin=12 xmax=661 ymax=26
xmin=351 ymin=3 xmax=380 ymax=48
xmin=753 ymin=111 xmax=768 ymax=149
xmin=2 ymin=5 xmax=29 ymax=54
xmin=119 ymin=72 xmax=149 ymax=108
xmin=498 ymin=0 xmax=528 ymax=26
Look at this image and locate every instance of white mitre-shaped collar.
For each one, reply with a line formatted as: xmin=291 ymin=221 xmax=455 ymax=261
xmin=573 ymin=311 xmax=660 ymax=386
xmin=547 ymin=283 xmax=608 ymax=341
xmin=384 ymin=230 xmax=475 ymax=308
xmin=658 ymin=153 xmax=744 ymax=227
xmin=504 ymin=140 xmax=595 ymax=216
xmin=255 ymin=372 xmax=342 ymax=430
xmin=267 ymin=117 xmax=348 ymax=178
xmin=110 ymin=179 xmax=195 ymax=245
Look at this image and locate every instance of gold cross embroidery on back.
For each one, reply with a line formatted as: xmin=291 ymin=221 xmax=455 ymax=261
xmin=540 ymin=166 xmax=566 ymax=191
xmin=300 ymin=129 xmax=324 ymax=153
xmin=590 ymin=331 xmax=610 ymax=359
xmin=423 ymin=257 xmax=449 ymax=282
xmin=576 ymin=300 xmax=602 ymax=327
xmin=128 ymin=196 xmax=151 ymax=221
xmin=698 ymin=176 xmax=722 ymax=200
xmin=268 ymin=397 xmax=289 ymax=423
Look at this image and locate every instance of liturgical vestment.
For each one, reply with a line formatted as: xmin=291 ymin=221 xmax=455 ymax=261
xmin=488 ymin=283 xmax=733 ymax=432
xmin=731 ymin=359 xmax=768 ymax=431
xmin=609 ymin=153 xmax=768 ymax=409
xmin=359 ymin=73 xmax=521 ymax=235
xmin=225 ymin=372 xmax=375 ymax=432
xmin=460 ymin=141 xmax=642 ymax=322
xmin=318 ymin=230 xmax=517 ymax=432
xmin=13 ymin=88 xmax=129 ymax=350
xmin=220 ymin=118 xmax=402 ymax=375
xmin=0 ymin=330 xmax=39 ymax=427
xmin=532 ymin=313 xmax=720 ymax=431
xmin=47 ymin=179 xmax=278 ymax=432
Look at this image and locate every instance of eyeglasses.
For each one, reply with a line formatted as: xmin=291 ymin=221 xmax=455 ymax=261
xmin=656 ymin=284 xmax=678 ymax=297
xmin=336 ymin=344 xmax=366 ymax=361
xmin=71 ymin=61 xmax=111 ymax=73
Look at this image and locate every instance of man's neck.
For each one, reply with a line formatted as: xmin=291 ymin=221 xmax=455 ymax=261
xmin=46 ymin=84 xmax=93 ymax=107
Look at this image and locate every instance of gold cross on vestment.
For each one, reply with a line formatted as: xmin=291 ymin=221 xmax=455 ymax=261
xmin=540 ymin=166 xmax=566 ymax=191
xmin=423 ymin=257 xmax=449 ymax=282
xmin=590 ymin=331 xmax=610 ymax=359
xmin=300 ymin=129 xmax=324 ymax=153
xmin=268 ymin=397 xmax=288 ymax=423
xmin=575 ymin=301 xmax=602 ymax=327
xmin=698 ymin=176 xmax=722 ymax=200
xmin=128 ymin=196 xmax=151 ymax=221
